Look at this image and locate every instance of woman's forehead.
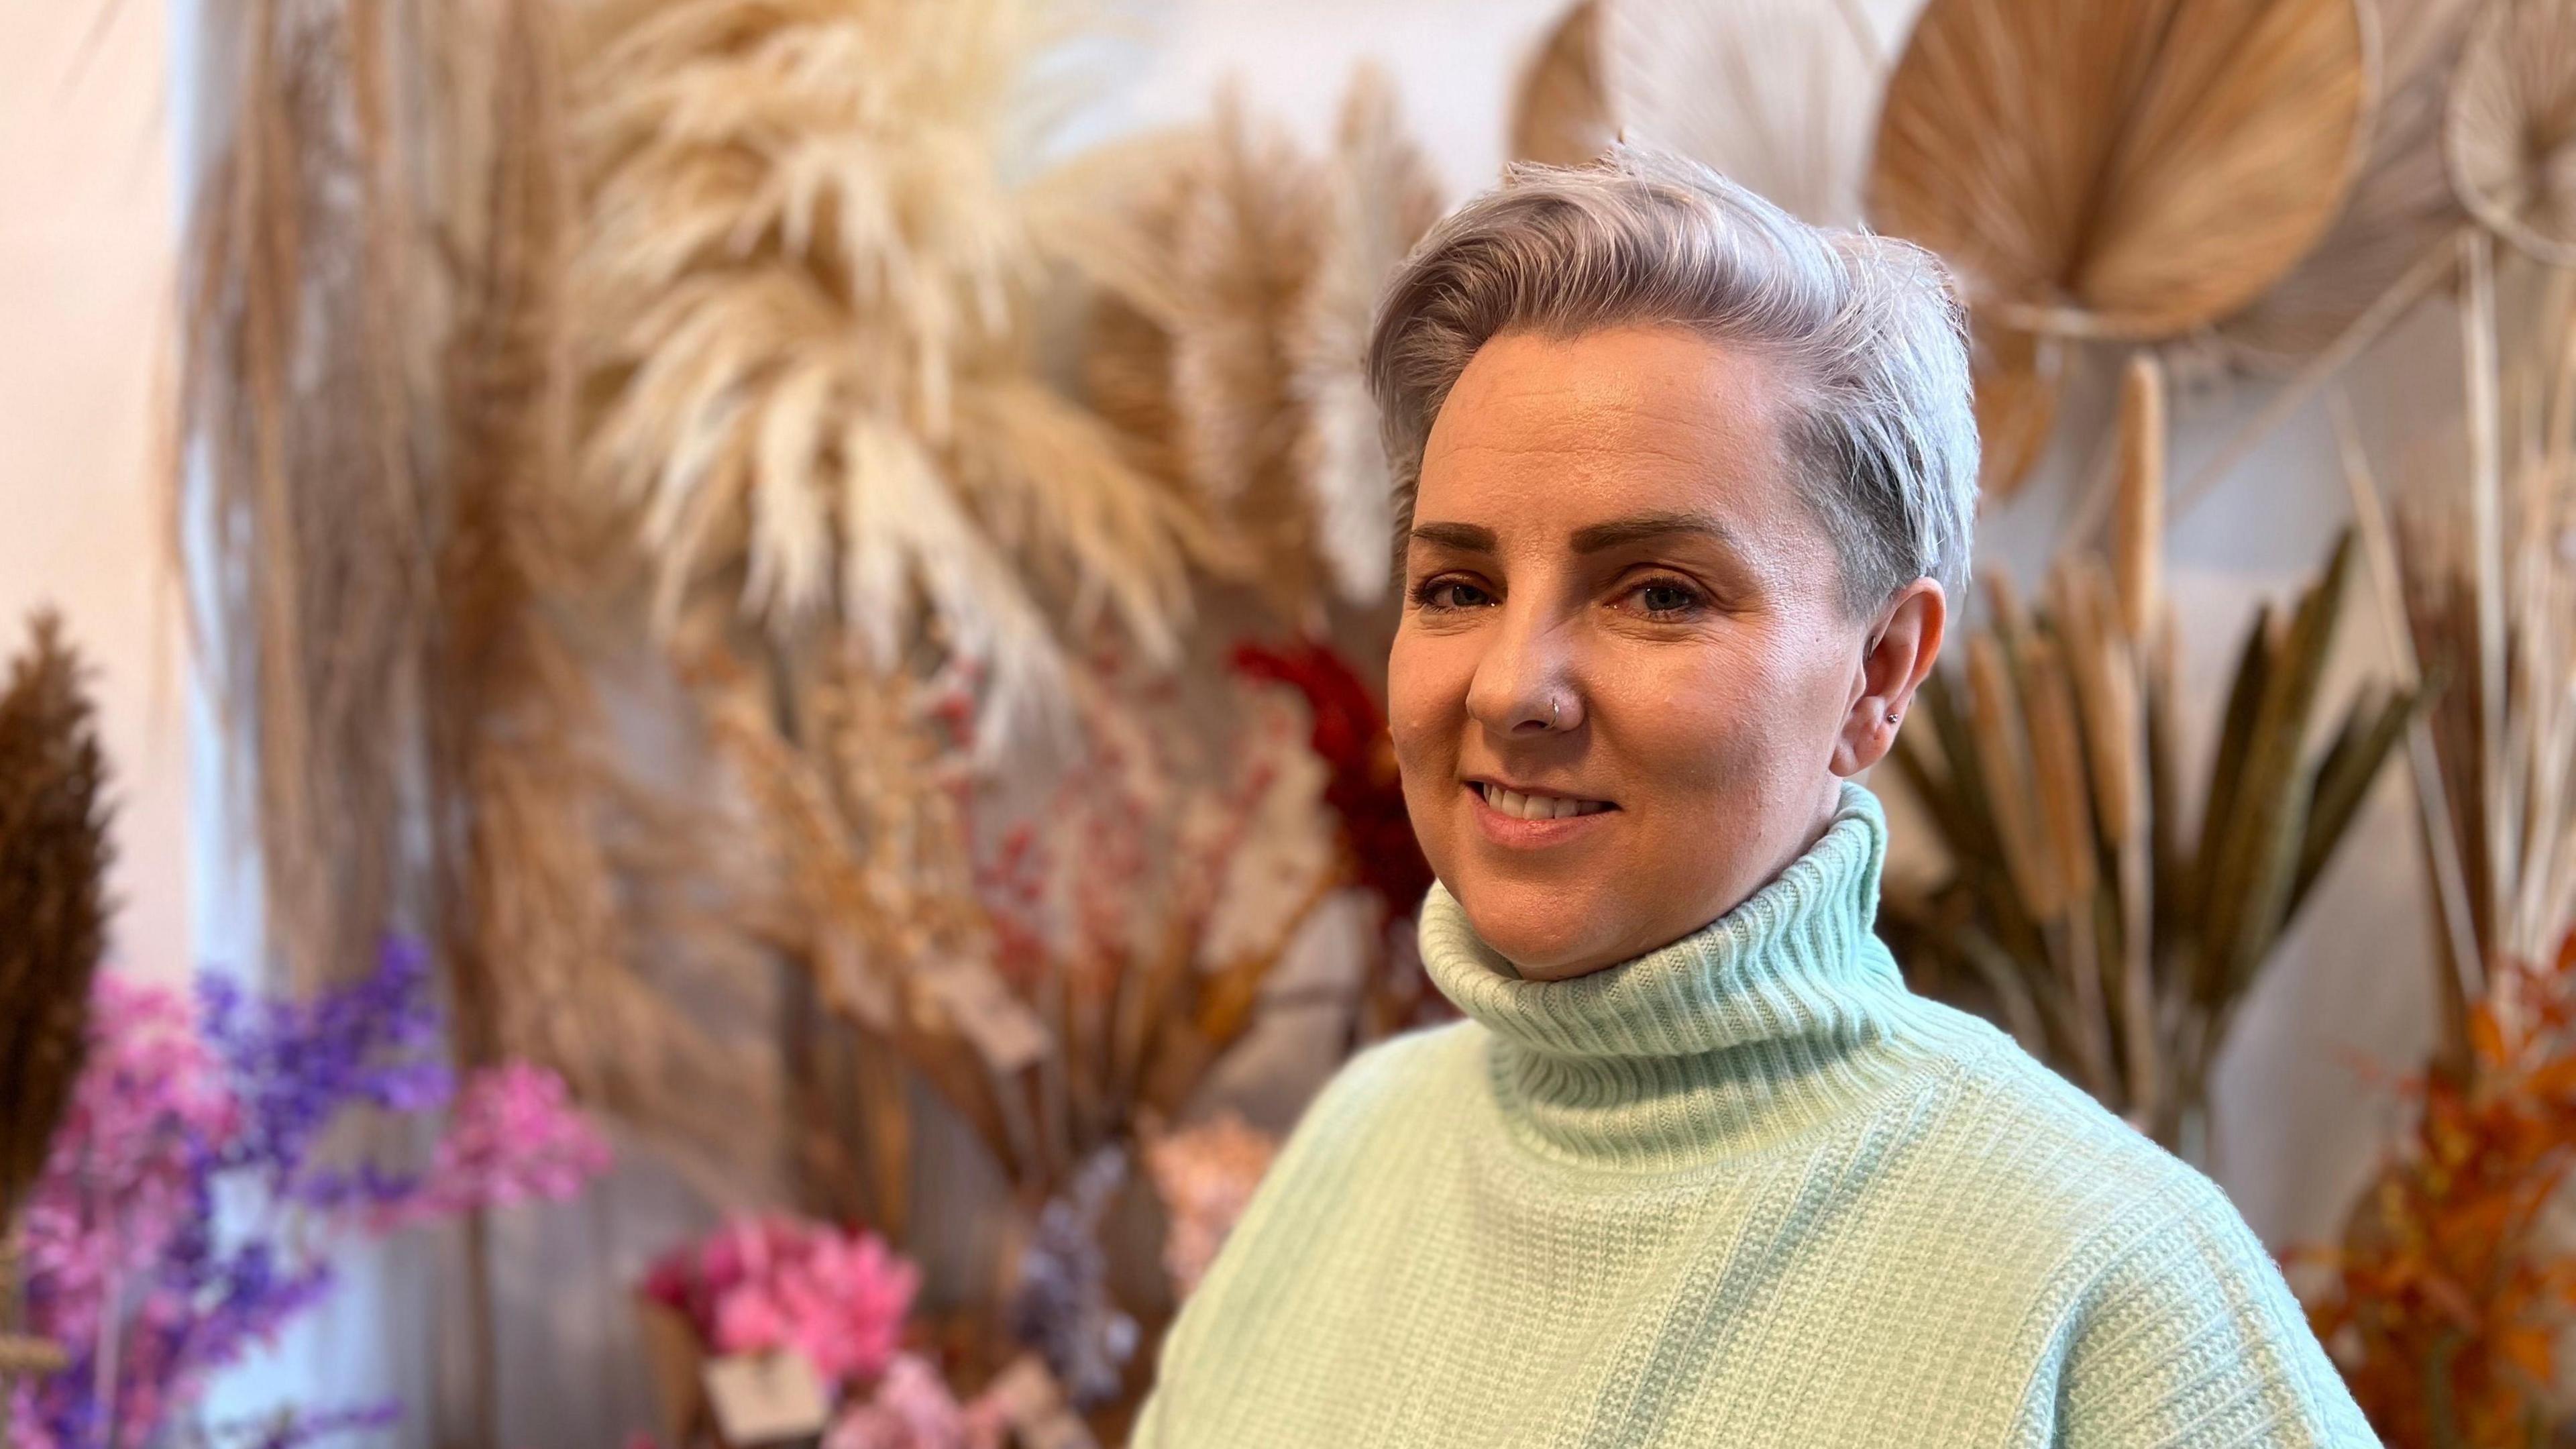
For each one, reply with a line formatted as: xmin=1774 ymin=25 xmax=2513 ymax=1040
xmin=1415 ymin=327 xmax=1808 ymax=545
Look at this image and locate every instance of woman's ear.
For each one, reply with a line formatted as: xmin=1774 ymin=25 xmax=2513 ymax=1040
xmin=1833 ymin=578 xmax=1946 ymax=777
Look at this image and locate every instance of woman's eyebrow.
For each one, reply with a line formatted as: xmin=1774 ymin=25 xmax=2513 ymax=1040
xmin=1569 ymin=511 xmax=1739 ymax=555
xmin=1409 ymin=521 xmax=1498 ymax=553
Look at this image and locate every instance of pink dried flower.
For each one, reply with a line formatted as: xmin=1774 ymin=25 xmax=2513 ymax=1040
xmin=822 ymin=1354 xmax=1007 ymax=1449
xmin=374 ymin=1063 xmax=611 ymax=1229
xmin=1144 ymin=1114 xmax=1278 ymax=1297
xmin=645 ymin=1216 xmax=921 ymax=1389
xmin=17 ymin=976 xmax=236 ymax=1351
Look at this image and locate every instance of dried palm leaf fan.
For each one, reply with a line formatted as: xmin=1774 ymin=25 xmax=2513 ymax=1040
xmin=1512 ymin=1 xmax=1615 ymax=166
xmin=1869 ymin=0 xmax=2373 ymax=498
xmin=1080 ymin=69 xmax=1444 ymax=619
xmin=1603 ymin=0 xmax=1925 ymax=227
xmin=1884 ymin=358 xmax=2416 ymax=1150
xmin=0 ymin=614 xmax=108 ymax=1401
xmin=572 ymin=0 xmax=1211 ymax=745
xmin=2447 ymin=0 xmax=2576 ymax=266
xmin=2220 ymin=0 xmax=2483 ymax=370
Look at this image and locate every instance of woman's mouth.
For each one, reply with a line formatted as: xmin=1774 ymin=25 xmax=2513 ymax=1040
xmin=1466 ymin=780 xmax=1617 ymax=848
xmin=1472 ymin=781 xmax=1614 ymax=819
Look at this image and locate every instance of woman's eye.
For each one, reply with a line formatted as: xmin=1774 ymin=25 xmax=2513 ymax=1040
xmin=1630 ymin=580 xmax=1704 ymax=617
xmin=1413 ymin=579 xmax=1495 ymax=611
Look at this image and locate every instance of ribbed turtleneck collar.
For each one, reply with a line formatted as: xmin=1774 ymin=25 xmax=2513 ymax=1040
xmin=1418 ymin=782 xmax=1968 ymax=1171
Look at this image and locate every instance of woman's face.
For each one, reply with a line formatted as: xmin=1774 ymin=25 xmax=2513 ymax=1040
xmin=1389 ymin=324 xmax=1943 ymax=980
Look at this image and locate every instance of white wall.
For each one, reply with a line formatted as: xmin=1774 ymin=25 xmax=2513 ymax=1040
xmin=0 ymin=0 xmax=191 ymax=986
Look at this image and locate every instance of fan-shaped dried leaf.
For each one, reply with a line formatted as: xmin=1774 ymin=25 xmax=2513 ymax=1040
xmin=1871 ymin=0 xmax=2371 ymax=339
xmin=2448 ymin=0 xmax=2576 ymax=266
xmin=1606 ymin=0 xmax=1923 ymax=226
xmin=1512 ymin=1 xmax=1614 ymax=167
xmin=1971 ymin=323 xmax=2065 ymax=502
xmin=2223 ymin=0 xmax=2482 ymax=368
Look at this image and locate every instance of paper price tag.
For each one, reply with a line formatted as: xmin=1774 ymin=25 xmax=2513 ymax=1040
xmin=702 ymin=1350 xmax=830 ymax=1445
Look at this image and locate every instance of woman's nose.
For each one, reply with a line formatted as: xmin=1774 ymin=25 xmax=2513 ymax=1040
xmin=1464 ymin=601 xmax=1582 ymax=737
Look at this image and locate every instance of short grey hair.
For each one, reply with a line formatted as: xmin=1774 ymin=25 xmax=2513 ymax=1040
xmin=1366 ymin=144 xmax=1978 ymax=613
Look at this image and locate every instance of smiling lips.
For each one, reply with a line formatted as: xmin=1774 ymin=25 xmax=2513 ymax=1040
xmin=1470 ymin=780 xmax=1615 ymax=821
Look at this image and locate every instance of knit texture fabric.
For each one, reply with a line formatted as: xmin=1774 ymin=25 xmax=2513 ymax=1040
xmin=1133 ymin=783 xmax=2377 ymax=1448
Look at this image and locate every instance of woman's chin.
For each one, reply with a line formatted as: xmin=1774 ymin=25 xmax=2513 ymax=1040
xmin=1457 ymin=890 xmax=1623 ymax=981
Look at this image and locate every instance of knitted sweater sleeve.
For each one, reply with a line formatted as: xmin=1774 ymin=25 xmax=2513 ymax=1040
xmin=2047 ymin=1181 xmax=2379 ymax=1448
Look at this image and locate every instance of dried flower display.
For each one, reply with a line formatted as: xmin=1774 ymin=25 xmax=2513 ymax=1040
xmin=638 ymin=1215 xmax=1014 ymax=1449
xmin=176 ymin=0 xmax=434 ymax=991
xmin=2292 ymin=211 xmax=2576 ymax=1449
xmin=172 ymin=0 xmax=767 ymax=1196
xmin=2314 ymin=225 xmax=2576 ymax=1088
xmin=643 ymin=1216 xmax=920 ymax=1389
xmin=429 ymin=0 xmax=755 ymax=1141
xmin=1868 ymin=0 xmax=2372 ymax=497
xmin=0 ymin=613 xmax=111 ymax=1424
xmin=1511 ymin=2 xmax=1613 ymax=167
xmin=1008 ymin=1148 xmax=1136 ymax=1410
xmin=1081 ymin=68 xmax=1444 ymax=623
xmin=142 ymin=0 xmax=2576 ymax=1436
xmin=2220 ymin=0 xmax=2484 ymax=370
xmin=1605 ymin=0 xmax=1923 ymax=227
xmin=823 ymin=1353 xmax=1008 ymax=1449
xmin=1140 ymin=1114 xmax=1278 ymax=1301
xmin=706 ymin=640 xmax=1329 ymax=1228
xmin=1230 ymin=641 xmax=1442 ymax=1040
xmin=571 ymin=0 xmax=1214 ymax=743
xmin=9 ymin=948 xmax=608 ymax=1449
xmin=2302 ymin=927 xmax=2576 ymax=1448
xmin=2447 ymin=0 xmax=2576 ymax=268
xmin=1884 ymin=357 xmax=2415 ymax=1148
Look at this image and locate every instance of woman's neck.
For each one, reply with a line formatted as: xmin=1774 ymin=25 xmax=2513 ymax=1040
xmin=1416 ymin=782 xmax=1982 ymax=1169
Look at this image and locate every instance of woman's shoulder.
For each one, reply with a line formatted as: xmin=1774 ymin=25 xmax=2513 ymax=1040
xmin=1904 ymin=1013 xmax=2261 ymax=1275
xmin=1293 ymin=1019 xmax=1486 ymax=1134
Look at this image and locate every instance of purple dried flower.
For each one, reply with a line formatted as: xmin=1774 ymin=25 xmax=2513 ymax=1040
xmin=1007 ymin=1148 xmax=1136 ymax=1409
xmin=13 ymin=941 xmax=607 ymax=1449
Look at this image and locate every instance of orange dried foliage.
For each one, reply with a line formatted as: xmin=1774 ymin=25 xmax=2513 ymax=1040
xmin=2304 ymin=929 xmax=2576 ymax=1447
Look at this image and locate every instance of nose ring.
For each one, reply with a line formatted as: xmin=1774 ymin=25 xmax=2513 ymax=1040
xmin=1551 ymin=698 xmax=1562 ymax=729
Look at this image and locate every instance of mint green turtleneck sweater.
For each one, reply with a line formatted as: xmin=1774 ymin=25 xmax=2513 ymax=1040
xmin=1134 ymin=784 xmax=2375 ymax=1447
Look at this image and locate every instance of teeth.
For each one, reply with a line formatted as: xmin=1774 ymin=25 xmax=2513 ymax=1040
xmin=1479 ymin=783 xmax=1607 ymax=820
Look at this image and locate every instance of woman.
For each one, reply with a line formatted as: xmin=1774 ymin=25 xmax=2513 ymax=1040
xmin=1134 ymin=148 xmax=2375 ymax=1448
